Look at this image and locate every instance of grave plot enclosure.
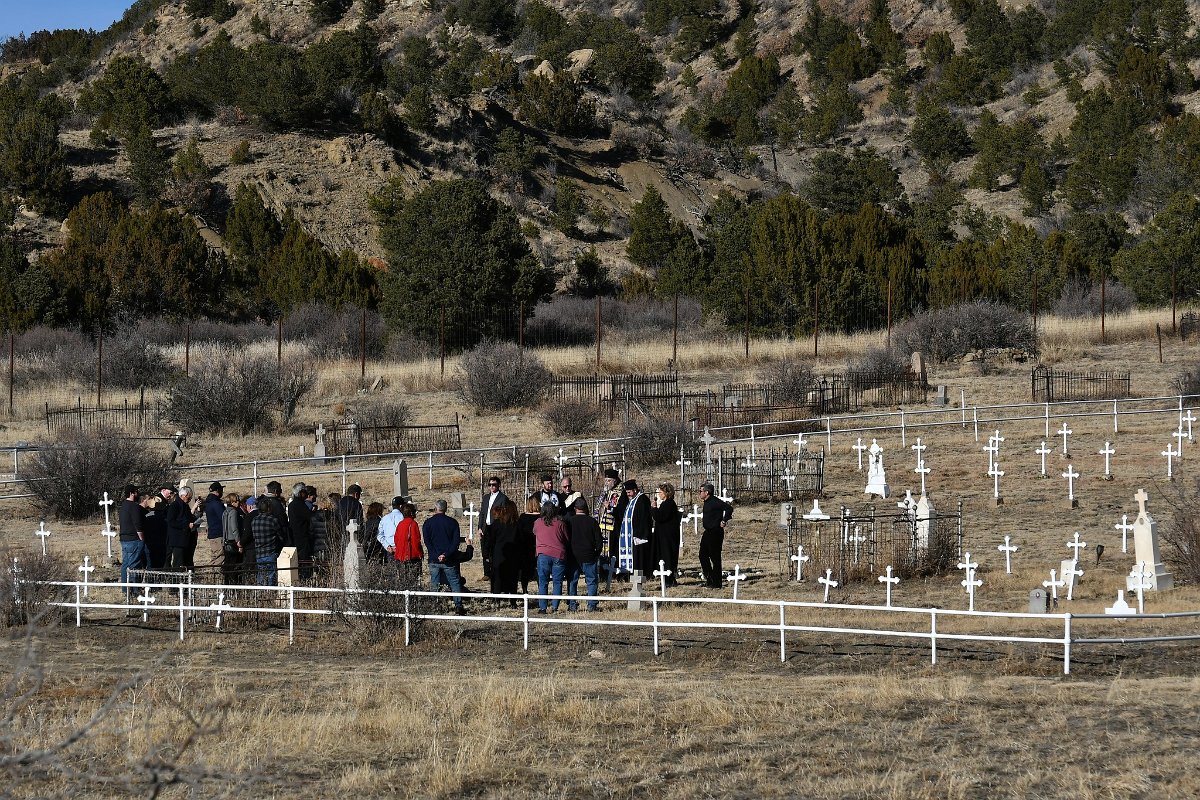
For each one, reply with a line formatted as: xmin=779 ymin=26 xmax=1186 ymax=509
xmin=46 ymin=398 xmax=165 ymax=434
xmin=687 ymin=447 xmax=824 ymax=503
xmin=321 ymin=417 xmax=462 ymax=455
xmin=1031 ymin=365 xmax=1132 ymax=402
xmin=797 ymin=503 xmax=963 ymax=584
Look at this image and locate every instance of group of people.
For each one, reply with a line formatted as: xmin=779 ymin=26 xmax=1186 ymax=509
xmin=117 ymin=479 xmax=362 ymax=590
xmin=113 ymin=468 xmax=735 ymax=610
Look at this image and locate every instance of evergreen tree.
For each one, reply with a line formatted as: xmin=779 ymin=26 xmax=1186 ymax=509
xmin=125 ymin=123 xmax=169 ymax=205
xmin=79 ymin=56 xmax=172 ymax=138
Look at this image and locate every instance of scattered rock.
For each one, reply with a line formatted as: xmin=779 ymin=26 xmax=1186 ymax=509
xmin=566 ymin=48 xmax=594 ymax=74
xmin=533 ymin=59 xmax=555 ymax=79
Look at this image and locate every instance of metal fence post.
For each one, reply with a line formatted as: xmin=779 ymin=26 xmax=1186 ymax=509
xmin=779 ymin=603 xmax=786 ymax=663
xmin=930 ymin=609 xmax=937 ymax=665
xmin=1063 ymin=614 xmax=1072 ymax=675
xmin=652 ymin=597 xmax=659 ymax=656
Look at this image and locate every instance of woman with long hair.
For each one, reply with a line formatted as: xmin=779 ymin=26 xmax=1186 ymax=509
xmin=533 ymin=501 xmax=570 ymax=613
xmin=362 ymin=501 xmax=387 ymax=565
xmin=650 ymin=482 xmax=681 ymax=588
xmin=486 ymin=500 xmax=522 ymax=604
xmin=516 ymin=495 xmax=541 ymax=594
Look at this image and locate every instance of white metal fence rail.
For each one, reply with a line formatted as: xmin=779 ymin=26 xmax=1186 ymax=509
xmin=29 ymin=578 xmax=1200 ymax=675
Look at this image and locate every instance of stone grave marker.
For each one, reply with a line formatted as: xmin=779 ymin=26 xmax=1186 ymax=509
xmin=1104 ymin=591 xmax=1133 ymax=616
xmin=915 ymin=494 xmax=936 ymax=550
xmin=802 ymin=499 xmax=829 ymax=521
xmin=1028 ymin=587 xmax=1048 ymax=613
xmin=934 ymin=385 xmax=948 ymax=406
xmin=626 ymin=570 xmax=644 ymax=612
xmin=864 ymin=440 xmax=889 ymax=498
xmin=911 ymin=351 xmax=927 ymax=384
xmin=277 ymin=546 xmax=299 ymax=587
xmin=1060 ymin=558 xmax=1082 ymax=601
xmin=343 ymin=519 xmax=360 ymax=592
xmin=313 ymin=424 xmax=327 ymax=462
xmin=1130 ymin=488 xmax=1173 ymax=591
xmin=393 ymin=459 xmax=411 ymax=501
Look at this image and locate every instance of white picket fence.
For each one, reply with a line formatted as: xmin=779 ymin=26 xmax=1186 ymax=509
xmin=29 ymin=578 xmax=1200 ymax=675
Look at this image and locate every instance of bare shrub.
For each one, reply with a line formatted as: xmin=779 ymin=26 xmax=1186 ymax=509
xmin=846 ymin=347 xmax=913 ymax=389
xmin=0 ymin=550 xmax=71 ymax=627
xmin=526 ymin=297 xmax=595 ymax=347
xmin=760 ymin=358 xmax=816 ymax=399
xmin=1171 ymin=366 xmax=1200 ymax=397
xmin=623 ymin=418 xmax=693 ymax=469
xmin=458 ymin=341 xmax=550 ymax=411
xmin=286 ymin=302 xmax=386 ymax=359
xmin=892 ymin=302 xmax=1035 ymax=363
xmin=103 ymin=335 xmax=172 ymax=389
xmin=134 ymin=317 xmax=274 ymax=347
xmin=542 ymin=398 xmax=597 ymax=438
xmin=342 ymin=560 xmax=435 ymax=644
xmin=1052 ymin=276 xmax=1137 ymax=318
xmin=352 ymin=397 xmax=413 ymax=428
xmin=22 ymin=429 xmax=177 ymax=520
xmin=1165 ymin=479 xmax=1200 ymax=582
xmin=167 ymin=356 xmax=316 ymax=434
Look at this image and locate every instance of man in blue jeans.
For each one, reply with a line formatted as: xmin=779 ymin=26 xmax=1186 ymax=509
xmin=117 ymin=483 xmax=147 ymax=602
xmin=566 ymin=496 xmax=602 ymax=611
xmin=422 ymin=499 xmax=465 ymax=615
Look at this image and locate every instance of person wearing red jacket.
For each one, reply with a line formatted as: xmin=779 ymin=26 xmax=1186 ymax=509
xmin=393 ymin=501 xmax=423 ymax=585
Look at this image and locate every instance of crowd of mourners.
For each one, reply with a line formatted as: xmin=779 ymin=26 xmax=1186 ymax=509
xmin=115 ymin=468 xmax=734 ymax=611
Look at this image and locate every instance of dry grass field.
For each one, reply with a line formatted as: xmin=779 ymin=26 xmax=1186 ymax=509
xmin=3 ymin=309 xmax=1200 ymax=798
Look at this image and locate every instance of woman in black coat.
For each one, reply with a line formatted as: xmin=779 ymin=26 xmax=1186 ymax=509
xmin=485 ymin=500 xmax=522 ymax=604
xmin=650 ymin=482 xmax=681 ymax=587
xmin=515 ymin=496 xmax=541 ymax=594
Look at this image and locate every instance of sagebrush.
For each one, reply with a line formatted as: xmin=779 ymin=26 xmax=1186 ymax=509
xmin=892 ymin=302 xmax=1035 ymax=363
xmin=458 ymin=341 xmax=550 ymax=411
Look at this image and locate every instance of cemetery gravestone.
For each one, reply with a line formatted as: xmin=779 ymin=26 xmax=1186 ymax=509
xmin=627 ymin=570 xmax=644 ymax=612
xmin=1130 ymin=489 xmax=1173 ymax=591
xmin=864 ymin=440 xmax=890 ymax=498
xmin=344 ymin=520 xmax=361 ymax=592
xmin=1028 ymin=588 xmax=1048 ymax=613
xmin=915 ymin=495 xmax=936 ymax=550
xmin=393 ymin=459 xmax=411 ymax=501
xmin=277 ymin=547 xmax=299 ymax=587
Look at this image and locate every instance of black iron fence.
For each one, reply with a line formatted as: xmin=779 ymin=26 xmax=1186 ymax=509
xmin=1030 ymin=365 xmax=1131 ymax=402
xmin=46 ymin=397 xmax=165 ymax=435
xmin=323 ymin=418 xmax=462 ymax=456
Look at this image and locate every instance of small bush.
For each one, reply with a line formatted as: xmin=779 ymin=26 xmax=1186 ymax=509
xmin=167 ymin=356 xmax=316 ymax=433
xmin=759 ymin=358 xmax=816 ymax=400
xmin=352 ymin=397 xmax=413 ymax=428
xmin=103 ymin=335 xmax=171 ymax=390
xmin=1165 ymin=479 xmax=1200 ymax=583
xmin=229 ymin=139 xmax=252 ymax=165
xmin=525 ymin=297 xmax=595 ymax=347
xmin=1171 ymin=367 xmax=1200 ymax=397
xmin=458 ymin=341 xmax=550 ymax=411
xmin=1052 ymin=277 xmax=1137 ymax=318
xmin=0 ymin=549 xmax=71 ymax=627
xmin=623 ymin=417 xmax=693 ymax=469
xmin=542 ymin=398 xmax=597 ymax=438
xmin=892 ymin=302 xmax=1035 ymax=363
xmin=285 ymin=302 xmax=386 ymax=359
xmin=22 ymin=429 xmax=177 ymax=520
xmin=846 ymin=347 xmax=912 ymax=390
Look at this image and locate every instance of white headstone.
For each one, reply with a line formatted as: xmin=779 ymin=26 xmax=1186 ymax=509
xmin=277 ymin=547 xmax=299 ymax=587
xmin=1130 ymin=488 xmax=1173 ymax=591
xmin=864 ymin=440 xmax=889 ymax=498
xmin=1060 ymin=558 xmax=1082 ymax=601
xmin=313 ymin=424 xmax=327 ymax=461
xmin=343 ymin=519 xmax=361 ymax=592
xmin=802 ymin=499 xmax=829 ymax=521
xmin=1104 ymin=591 xmax=1134 ymax=615
xmin=393 ymin=459 xmax=410 ymax=500
xmin=914 ymin=494 xmax=936 ymax=550
xmin=627 ymin=570 xmax=644 ymax=612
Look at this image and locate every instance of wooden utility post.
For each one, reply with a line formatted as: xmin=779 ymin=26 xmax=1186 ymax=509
xmin=360 ymin=309 xmax=367 ymax=379
xmin=184 ymin=322 xmax=191 ymax=377
xmin=595 ymin=296 xmax=601 ymax=369
xmin=672 ymin=293 xmax=679 ymax=364
xmin=743 ymin=286 xmax=750 ymax=360
xmin=96 ymin=330 xmax=103 ymax=406
xmin=277 ymin=317 xmax=283 ymax=368
xmin=439 ymin=307 xmax=446 ymax=377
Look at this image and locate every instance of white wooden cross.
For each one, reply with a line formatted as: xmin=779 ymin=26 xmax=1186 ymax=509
xmin=98 ymin=491 xmax=115 ymax=531
xmin=555 ymin=448 xmax=570 ymax=478
xmin=914 ymin=460 xmax=930 ymax=496
xmin=35 ymin=521 xmax=51 ymax=556
xmin=957 ymin=551 xmax=978 ymax=583
xmin=100 ymin=524 xmax=117 ymax=561
xmin=726 ymin=563 xmax=745 ymax=599
xmin=1035 ymin=440 xmax=1052 ymax=477
xmin=1162 ymin=442 xmax=1179 ymax=478
xmin=210 ymin=591 xmax=231 ymax=629
xmin=983 ymin=435 xmax=1001 ymax=474
xmin=1099 ymin=441 xmax=1115 ymax=478
xmin=790 ymin=544 xmax=809 ymax=581
xmin=700 ymin=427 xmax=716 ymax=464
xmin=653 ymin=559 xmax=672 ymax=597
xmin=1042 ymin=569 xmax=1064 ymax=601
xmin=1066 ymin=531 xmax=1087 ymax=561
xmin=1064 ymin=559 xmax=1083 ymax=601
xmin=1183 ymin=409 xmax=1196 ymax=442
xmin=676 ymin=445 xmax=691 ymax=490
xmin=1115 ymin=513 xmax=1134 ymax=554
xmin=848 ymin=524 xmax=867 ymax=563
xmin=780 ymin=466 xmax=796 ymax=499
xmin=740 ymin=446 xmax=757 ymax=471
xmin=793 ymin=431 xmax=808 ymax=452
xmin=1057 ymin=422 xmax=1072 ymax=455
xmin=961 ymin=567 xmax=982 ymax=612
xmin=1173 ymin=427 xmax=1188 ymax=459
xmin=1129 ymin=561 xmax=1152 ymax=613
xmin=717 ymin=487 xmax=734 ymax=506
xmin=852 ymin=437 xmax=867 ymax=471
xmin=464 ymin=502 xmax=479 ymax=542
xmin=680 ymin=505 xmax=699 ymax=551
xmin=997 ymin=536 xmax=1018 ymax=574
xmin=817 ymin=568 xmax=837 ymax=603
xmin=878 ymin=565 xmax=899 ymax=607
xmin=137 ymin=585 xmax=156 ymax=621
xmin=988 ymin=463 xmax=1004 ymax=501
xmin=77 ymin=555 xmax=95 ymax=597
xmin=911 ymin=437 xmax=926 ymax=469
xmin=1062 ymin=464 xmax=1079 ymax=501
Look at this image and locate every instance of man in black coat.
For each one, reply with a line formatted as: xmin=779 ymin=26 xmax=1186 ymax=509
xmin=165 ymin=485 xmax=197 ymax=571
xmin=566 ymin=497 xmax=602 ymax=611
xmin=698 ymin=482 xmax=733 ymax=588
xmin=336 ymin=484 xmax=364 ymax=529
xmin=288 ymin=488 xmax=314 ymax=581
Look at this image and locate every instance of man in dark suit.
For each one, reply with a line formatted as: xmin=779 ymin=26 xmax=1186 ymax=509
xmin=165 ymin=485 xmax=197 ymax=571
xmin=480 ymin=476 xmax=508 ymax=580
